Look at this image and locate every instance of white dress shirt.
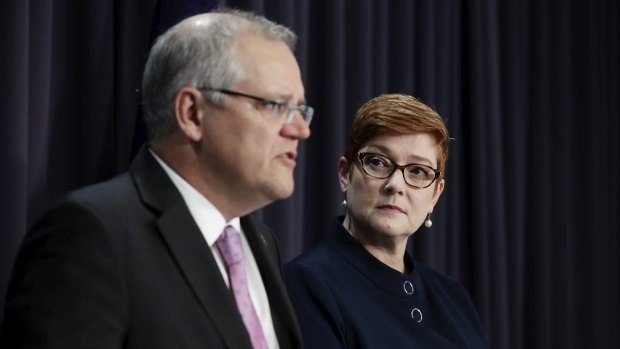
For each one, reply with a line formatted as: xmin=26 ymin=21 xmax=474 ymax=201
xmin=150 ymin=149 xmax=279 ymax=349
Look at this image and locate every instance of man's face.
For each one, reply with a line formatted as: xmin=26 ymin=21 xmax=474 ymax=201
xmin=199 ymin=33 xmax=310 ymax=214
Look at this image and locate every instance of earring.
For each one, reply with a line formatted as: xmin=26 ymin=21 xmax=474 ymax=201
xmin=424 ymin=213 xmax=432 ymax=228
xmin=342 ymin=199 xmax=348 ymax=208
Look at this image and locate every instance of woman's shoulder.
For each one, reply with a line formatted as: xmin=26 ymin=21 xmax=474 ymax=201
xmin=412 ymin=261 xmax=483 ymax=317
xmin=413 ymin=261 xmax=469 ymax=295
xmin=286 ymin=217 xmax=352 ymax=272
xmin=285 ymin=242 xmax=339 ymax=272
xmin=283 ymin=242 xmax=351 ymax=303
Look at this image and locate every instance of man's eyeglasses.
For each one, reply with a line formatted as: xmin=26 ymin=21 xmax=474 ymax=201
xmin=357 ymin=152 xmax=441 ymax=189
xmin=199 ymin=88 xmax=314 ymax=126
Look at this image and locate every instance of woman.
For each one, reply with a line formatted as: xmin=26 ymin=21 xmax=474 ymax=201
xmin=285 ymin=94 xmax=490 ymax=348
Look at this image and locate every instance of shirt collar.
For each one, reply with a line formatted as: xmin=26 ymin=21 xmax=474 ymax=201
xmin=149 ymin=148 xmax=241 ymax=246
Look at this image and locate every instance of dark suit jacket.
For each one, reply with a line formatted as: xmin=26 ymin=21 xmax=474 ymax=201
xmin=285 ymin=217 xmax=488 ymax=348
xmin=0 ymin=147 xmax=302 ymax=348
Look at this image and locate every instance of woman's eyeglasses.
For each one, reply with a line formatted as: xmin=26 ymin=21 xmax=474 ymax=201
xmin=357 ymin=152 xmax=441 ymax=189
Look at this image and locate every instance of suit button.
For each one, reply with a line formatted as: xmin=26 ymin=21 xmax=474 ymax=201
xmin=403 ymin=280 xmax=414 ymax=295
xmin=411 ymin=307 xmax=423 ymax=323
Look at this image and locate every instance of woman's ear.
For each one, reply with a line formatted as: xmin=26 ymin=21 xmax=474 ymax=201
xmin=338 ymin=156 xmax=350 ymax=193
xmin=174 ymin=87 xmax=205 ymax=142
xmin=429 ymin=179 xmax=445 ymax=213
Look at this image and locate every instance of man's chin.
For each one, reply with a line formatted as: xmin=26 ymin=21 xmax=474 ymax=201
xmin=277 ymin=183 xmax=295 ymax=200
xmin=270 ymin=178 xmax=295 ymax=200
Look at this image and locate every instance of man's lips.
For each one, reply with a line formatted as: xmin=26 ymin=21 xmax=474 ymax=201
xmin=276 ymin=150 xmax=297 ymax=166
xmin=378 ymin=204 xmax=405 ymax=213
xmin=284 ymin=150 xmax=297 ymax=160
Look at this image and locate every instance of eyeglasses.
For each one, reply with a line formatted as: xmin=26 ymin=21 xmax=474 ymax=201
xmin=199 ymin=88 xmax=314 ymax=126
xmin=357 ymin=152 xmax=441 ymax=189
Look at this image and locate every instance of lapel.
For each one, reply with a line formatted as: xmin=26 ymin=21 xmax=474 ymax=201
xmin=129 ymin=146 xmax=252 ymax=348
xmin=242 ymin=215 xmax=302 ymax=348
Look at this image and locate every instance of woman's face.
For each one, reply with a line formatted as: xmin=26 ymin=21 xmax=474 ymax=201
xmin=339 ymin=131 xmax=444 ymax=240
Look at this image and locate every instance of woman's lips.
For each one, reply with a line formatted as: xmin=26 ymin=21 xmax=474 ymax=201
xmin=378 ymin=205 xmax=405 ymax=213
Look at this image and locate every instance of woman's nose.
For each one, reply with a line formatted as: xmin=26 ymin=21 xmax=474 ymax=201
xmin=383 ymin=168 xmax=406 ymax=194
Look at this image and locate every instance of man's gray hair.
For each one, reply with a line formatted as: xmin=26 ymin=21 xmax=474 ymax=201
xmin=141 ymin=9 xmax=297 ymax=140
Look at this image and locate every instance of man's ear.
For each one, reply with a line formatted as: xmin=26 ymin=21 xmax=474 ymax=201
xmin=174 ymin=87 xmax=205 ymax=142
xmin=338 ymin=156 xmax=350 ymax=193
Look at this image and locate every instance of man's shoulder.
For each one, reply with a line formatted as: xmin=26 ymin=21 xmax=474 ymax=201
xmin=63 ymin=171 xmax=136 ymax=209
xmin=31 ymin=170 xmax=148 ymax=233
xmin=60 ymin=145 xmax=163 ymax=209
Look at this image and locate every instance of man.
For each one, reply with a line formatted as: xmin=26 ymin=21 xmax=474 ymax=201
xmin=1 ymin=9 xmax=312 ymax=348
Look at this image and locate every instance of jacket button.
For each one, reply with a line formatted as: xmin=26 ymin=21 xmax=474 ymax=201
xmin=403 ymin=280 xmax=414 ymax=295
xmin=411 ymin=308 xmax=423 ymax=323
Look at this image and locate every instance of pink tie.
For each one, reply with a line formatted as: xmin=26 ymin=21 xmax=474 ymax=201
xmin=216 ymin=225 xmax=268 ymax=349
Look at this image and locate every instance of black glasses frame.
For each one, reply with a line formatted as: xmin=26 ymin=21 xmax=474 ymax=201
xmin=357 ymin=152 xmax=442 ymax=189
xmin=198 ymin=87 xmax=313 ymax=125
xmin=204 ymin=88 xmax=283 ymax=109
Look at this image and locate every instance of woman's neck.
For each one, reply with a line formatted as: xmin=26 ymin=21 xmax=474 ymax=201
xmin=343 ymin=215 xmax=410 ymax=274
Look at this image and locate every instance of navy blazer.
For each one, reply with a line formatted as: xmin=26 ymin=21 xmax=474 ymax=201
xmin=1 ymin=146 xmax=302 ymax=349
xmin=285 ymin=217 xmax=489 ymax=349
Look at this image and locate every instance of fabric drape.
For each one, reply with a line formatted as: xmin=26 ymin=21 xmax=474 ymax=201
xmin=1 ymin=1 xmax=618 ymax=348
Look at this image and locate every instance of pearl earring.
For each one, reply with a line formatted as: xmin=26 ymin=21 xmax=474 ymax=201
xmin=342 ymin=199 xmax=348 ymax=208
xmin=424 ymin=213 xmax=432 ymax=228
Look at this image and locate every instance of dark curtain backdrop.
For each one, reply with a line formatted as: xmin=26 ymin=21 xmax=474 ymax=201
xmin=1 ymin=1 xmax=618 ymax=348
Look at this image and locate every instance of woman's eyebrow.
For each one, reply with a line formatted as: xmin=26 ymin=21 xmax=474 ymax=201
xmin=364 ymin=144 xmax=435 ymax=166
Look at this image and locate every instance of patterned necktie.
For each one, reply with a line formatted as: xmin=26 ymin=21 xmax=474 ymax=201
xmin=216 ymin=225 xmax=268 ymax=349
